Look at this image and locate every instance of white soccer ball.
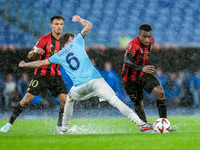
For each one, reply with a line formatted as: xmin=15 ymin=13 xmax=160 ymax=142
xmin=153 ymin=118 xmax=171 ymax=133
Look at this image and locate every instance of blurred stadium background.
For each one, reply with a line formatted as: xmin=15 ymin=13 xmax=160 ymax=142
xmin=1 ymin=0 xmax=200 ymax=114
xmin=1 ymin=0 xmax=200 ymax=47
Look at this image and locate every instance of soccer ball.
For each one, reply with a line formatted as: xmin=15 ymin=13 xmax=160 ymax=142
xmin=153 ymin=118 xmax=171 ymax=133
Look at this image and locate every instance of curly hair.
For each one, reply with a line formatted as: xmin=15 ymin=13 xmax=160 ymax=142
xmin=60 ymin=32 xmax=75 ymax=48
xmin=139 ymin=24 xmax=152 ymax=32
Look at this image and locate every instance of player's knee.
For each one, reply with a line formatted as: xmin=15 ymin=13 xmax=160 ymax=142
xmin=153 ymin=86 xmax=165 ymax=99
xmin=156 ymin=90 xmax=165 ymax=99
xmin=58 ymin=94 xmax=67 ymax=107
xmin=20 ymin=93 xmax=35 ymax=106
xmin=66 ymin=94 xmax=74 ymax=105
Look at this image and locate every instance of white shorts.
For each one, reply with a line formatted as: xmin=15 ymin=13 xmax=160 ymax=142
xmin=69 ymin=78 xmax=116 ymax=102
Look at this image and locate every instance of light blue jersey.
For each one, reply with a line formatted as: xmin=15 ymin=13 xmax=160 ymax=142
xmin=49 ymin=33 xmax=102 ymax=87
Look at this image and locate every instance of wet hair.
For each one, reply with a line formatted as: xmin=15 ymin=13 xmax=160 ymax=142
xmin=51 ymin=15 xmax=65 ymax=23
xmin=139 ymin=24 xmax=152 ymax=32
xmin=60 ymin=32 xmax=75 ymax=48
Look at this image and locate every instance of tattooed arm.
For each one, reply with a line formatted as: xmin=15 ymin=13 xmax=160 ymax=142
xmin=19 ymin=59 xmax=50 ymax=68
xmin=72 ymin=15 xmax=92 ymax=38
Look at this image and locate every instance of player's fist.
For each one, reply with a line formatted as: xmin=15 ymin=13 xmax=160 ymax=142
xmin=72 ymin=15 xmax=81 ymax=22
xmin=19 ymin=61 xmax=26 ymax=67
xmin=34 ymin=48 xmax=45 ymax=55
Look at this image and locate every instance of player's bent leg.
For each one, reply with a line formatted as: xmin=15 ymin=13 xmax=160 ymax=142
xmin=108 ymin=96 xmax=153 ymax=132
xmin=56 ymin=94 xmax=74 ymax=134
xmin=57 ymin=93 xmax=67 ymax=108
xmin=0 ymin=92 xmax=35 ymax=133
xmin=152 ymin=86 xmax=179 ymax=132
xmin=56 ymin=94 xmax=67 ymax=131
xmin=132 ymin=100 xmax=148 ymax=123
xmin=20 ymin=92 xmax=35 ymax=107
xmin=108 ymin=96 xmax=144 ymax=125
xmin=152 ymin=85 xmax=167 ymax=118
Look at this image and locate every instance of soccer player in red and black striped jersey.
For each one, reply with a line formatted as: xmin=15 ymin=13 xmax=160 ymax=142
xmin=0 ymin=15 xmax=68 ymax=133
xmin=122 ymin=24 xmax=167 ymax=124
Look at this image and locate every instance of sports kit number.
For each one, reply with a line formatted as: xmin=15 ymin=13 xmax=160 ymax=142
xmin=29 ymin=79 xmax=39 ymax=87
xmin=66 ymin=53 xmax=80 ymax=70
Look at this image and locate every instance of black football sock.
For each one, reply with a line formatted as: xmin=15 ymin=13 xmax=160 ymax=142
xmin=57 ymin=107 xmax=64 ymax=126
xmin=156 ymin=99 xmax=167 ymax=118
xmin=9 ymin=103 xmax=25 ymax=124
xmin=133 ymin=101 xmax=148 ymax=123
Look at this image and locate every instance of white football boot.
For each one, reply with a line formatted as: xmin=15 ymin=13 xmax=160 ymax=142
xmin=55 ymin=125 xmax=62 ymax=132
xmin=0 ymin=123 xmax=12 ymax=133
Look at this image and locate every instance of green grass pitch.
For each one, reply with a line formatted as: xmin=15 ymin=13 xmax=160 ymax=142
xmin=0 ymin=116 xmax=200 ymax=150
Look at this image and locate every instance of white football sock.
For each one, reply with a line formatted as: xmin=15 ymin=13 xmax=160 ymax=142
xmin=62 ymin=95 xmax=74 ymax=131
xmin=109 ymin=96 xmax=145 ymax=126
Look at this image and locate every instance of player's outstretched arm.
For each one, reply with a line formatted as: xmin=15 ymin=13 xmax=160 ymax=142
xmin=19 ymin=59 xmax=50 ymax=68
xmin=72 ymin=15 xmax=92 ymax=38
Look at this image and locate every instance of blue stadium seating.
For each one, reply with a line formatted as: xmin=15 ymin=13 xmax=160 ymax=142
xmin=1 ymin=0 xmax=200 ymax=47
xmin=4 ymin=24 xmax=20 ymax=46
xmin=8 ymin=0 xmax=18 ymax=22
xmin=0 ymin=0 xmax=6 ymax=14
xmin=0 ymin=16 xmax=6 ymax=45
xmin=21 ymin=32 xmax=35 ymax=47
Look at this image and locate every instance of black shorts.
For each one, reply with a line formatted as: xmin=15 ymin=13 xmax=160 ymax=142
xmin=27 ymin=75 xmax=68 ymax=97
xmin=124 ymin=73 xmax=160 ymax=102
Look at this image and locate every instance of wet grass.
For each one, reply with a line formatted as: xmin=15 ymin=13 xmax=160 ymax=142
xmin=0 ymin=116 xmax=200 ymax=150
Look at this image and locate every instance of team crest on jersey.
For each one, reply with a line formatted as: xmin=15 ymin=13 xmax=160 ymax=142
xmin=128 ymin=45 xmax=132 ymax=49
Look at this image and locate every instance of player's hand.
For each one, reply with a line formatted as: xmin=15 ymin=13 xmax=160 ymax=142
xmin=72 ymin=15 xmax=81 ymax=22
xmin=34 ymin=48 xmax=45 ymax=55
xmin=142 ymin=65 xmax=155 ymax=74
xmin=19 ymin=61 xmax=26 ymax=67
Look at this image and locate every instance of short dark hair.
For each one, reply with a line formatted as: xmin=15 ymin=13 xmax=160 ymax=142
xmin=60 ymin=32 xmax=75 ymax=48
xmin=51 ymin=15 xmax=65 ymax=23
xmin=139 ymin=24 xmax=152 ymax=32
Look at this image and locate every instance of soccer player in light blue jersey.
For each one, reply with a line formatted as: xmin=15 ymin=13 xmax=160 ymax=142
xmin=18 ymin=15 xmax=153 ymax=134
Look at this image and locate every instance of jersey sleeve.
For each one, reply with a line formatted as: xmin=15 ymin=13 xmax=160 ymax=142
xmin=124 ymin=52 xmax=143 ymax=71
xmin=126 ymin=42 xmax=140 ymax=55
xmin=48 ymin=53 xmax=60 ymax=65
xmin=73 ymin=33 xmax=84 ymax=47
xmin=32 ymin=37 xmax=46 ymax=50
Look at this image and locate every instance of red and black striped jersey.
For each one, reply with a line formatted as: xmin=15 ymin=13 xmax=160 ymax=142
xmin=122 ymin=37 xmax=154 ymax=82
xmin=32 ymin=33 xmax=61 ymax=76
